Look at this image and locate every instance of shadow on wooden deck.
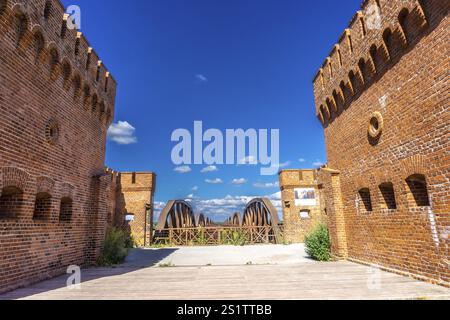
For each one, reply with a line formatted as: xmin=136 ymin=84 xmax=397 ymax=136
xmin=0 ymin=248 xmax=178 ymax=300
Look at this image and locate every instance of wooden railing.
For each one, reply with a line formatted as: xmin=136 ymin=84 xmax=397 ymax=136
xmin=153 ymin=226 xmax=285 ymax=246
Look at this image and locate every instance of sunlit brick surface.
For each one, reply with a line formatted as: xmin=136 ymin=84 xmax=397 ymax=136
xmin=313 ymin=0 xmax=449 ymax=286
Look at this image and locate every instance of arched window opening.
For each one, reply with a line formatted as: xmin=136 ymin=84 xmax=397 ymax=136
xmin=406 ymin=174 xmax=430 ymax=207
xmin=59 ymin=197 xmax=73 ymax=222
xmin=333 ymin=90 xmax=342 ymax=108
xmin=360 ymin=17 xmax=367 ymax=37
xmin=72 ymin=75 xmax=81 ymax=99
xmin=348 ymin=70 xmax=356 ymax=95
xmin=382 ymin=29 xmax=393 ymax=59
xmin=398 ymin=9 xmax=409 ymax=46
xmin=369 ymin=45 xmax=378 ymax=73
xmin=74 ymin=37 xmax=80 ymax=56
xmin=0 ymin=186 xmax=24 ymax=219
xmin=417 ymin=0 xmax=429 ymax=24
xmin=339 ymin=81 xmax=347 ymax=101
xmin=99 ymin=102 xmax=106 ymax=120
xmin=379 ymin=183 xmax=397 ymax=210
xmin=347 ymin=33 xmax=353 ymax=53
xmin=16 ymin=14 xmax=28 ymax=45
xmin=33 ymin=193 xmax=52 ymax=220
xmin=60 ymin=20 xmax=67 ymax=39
xmin=91 ymin=94 xmax=98 ymax=112
xmin=358 ymin=188 xmax=373 ymax=212
xmin=62 ymin=62 xmax=71 ymax=83
xmin=320 ymin=105 xmax=329 ymax=122
xmin=105 ymin=109 xmax=112 ymax=124
xmin=358 ymin=59 xmax=367 ymax=84
xmin=96 ymin=65 xmax=101 ymax=82
xmin=328 ymin=60 xmax=333 ymax=78
xmin=326 ymin=98 xmax=335 ymax=118
xmin=49 ymin=48 xmax=59 ymax=72
xmin=85 ymin=51 xmax=91 ymax=70
xmin=0 ymin=0 xmax=7 ymax=16
xmin=337 ymin=49 xmax=343 ymax=67
xmin=83 ymin=85 xmax=90 ymax=106
xmin=104 ymin=75 xmax=109 ymax=92
xmin=34 ymin=32 xmax=45 ymax=59
xmin=44 ymin=1 xmax=52 ymax=20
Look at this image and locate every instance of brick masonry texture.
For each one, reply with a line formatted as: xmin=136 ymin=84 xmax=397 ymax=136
xmin=279 ymin=170 xmax=327 ymax=243
xmin=114 ymin=172 xmax=156 ymax=247
xmin=0 ymin=0 xmax=155 ymax=294
xmin=312 ymin=0 xmax=449 ymax=286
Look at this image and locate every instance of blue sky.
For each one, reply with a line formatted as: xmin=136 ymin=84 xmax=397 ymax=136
xmin=63 ymin=0 xmax=361 ymax=221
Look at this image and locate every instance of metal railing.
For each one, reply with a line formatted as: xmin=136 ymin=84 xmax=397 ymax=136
xmin=153 ymin=226 xmax=284 ymax=246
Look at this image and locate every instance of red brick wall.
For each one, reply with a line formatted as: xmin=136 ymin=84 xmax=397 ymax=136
xmin=313 ymin=0 xmax=449 ymax=285
xmin=0 ymin=0 xmax=117 ymax=293
xmin=279 ymin=170 xmax=327 ymax=243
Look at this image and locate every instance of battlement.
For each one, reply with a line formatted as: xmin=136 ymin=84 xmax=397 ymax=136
xmin=103 ymin=168 xmax=156 ymax=191
xmin=279 ymin=169 xmax=318 ymax=190
xmin=0 ymin=0 xmax=117 ymax=126
xmin=120 ymin=172 xmax=156 ymax=191
xmin=312 ymin=0 xmax=430 ymax=127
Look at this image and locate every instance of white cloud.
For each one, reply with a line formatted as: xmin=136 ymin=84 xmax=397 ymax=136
xmin=187 ymin=192 xmax=283 ymax=223
xmin=205 ymin=178 xmax=223 ymax=184
xmin=313 ymin=160 xmax=325 ymax=167
xmin=201 ymin=165 xmax=219 ymax=173
xmin=278 ymin=161 xmax=291 ymax=168
xmin=253 ymin=181 xmax=279 ymax=189
xmin=153 ymin=193 xmax=283 ymax=225
xmin=238 ymin=156 xmax=258 ymax=165
xmin=195 ymin=74 xmax=208 ymax=82
xmin=299 ymin=158 xmax=306 ymax=163
xmin=152 ymin=201 xmax=167 ymax=222
xmin=231 ymin=178 xmax=248 ymax=185
xmin=174 ymin=166 xmax=192 ymax=174
xmin=107 ymin=121 xmax=137 ymax=145
xmin=192 ymin=186 xmax=199 ymax=192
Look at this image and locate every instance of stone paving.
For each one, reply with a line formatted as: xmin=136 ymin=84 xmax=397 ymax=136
xmin=1 ymin=245 xmax=449 ymax=300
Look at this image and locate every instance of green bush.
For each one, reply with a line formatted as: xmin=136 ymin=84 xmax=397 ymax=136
xmin=98 ymin=228 xmax=130 ymax=266
xmin=230 ymin=230 xmax=248 ymax=246
xmin=195 ymin=228 xmax=208 ymax=246
xmin=305 ymin=224 xmax=331 ymax=261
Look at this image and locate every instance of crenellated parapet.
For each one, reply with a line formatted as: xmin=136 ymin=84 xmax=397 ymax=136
xmin=313 ymin=0 xmax=430 ymax=127
xmin=0 ymin=0 xmax=116 ymax=127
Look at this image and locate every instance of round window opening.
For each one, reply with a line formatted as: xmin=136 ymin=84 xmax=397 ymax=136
xmin=45 ymin=119 xmax=60 ymax=145
xmin=368 ymin=112 xmax=383 ymax=139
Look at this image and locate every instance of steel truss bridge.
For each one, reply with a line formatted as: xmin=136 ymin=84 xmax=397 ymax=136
xmin=154 ymin=198 xmax=283 ymax=246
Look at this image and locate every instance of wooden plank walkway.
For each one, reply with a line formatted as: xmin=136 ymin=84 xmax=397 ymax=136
xmin=1 ymin=246 xmax=449 ymax=300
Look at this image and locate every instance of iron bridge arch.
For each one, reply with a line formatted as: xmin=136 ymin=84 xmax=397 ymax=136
xmin=242 ymin=198 xmax=280 ymax=227
xmin=156 ymin=200 xmax=196 ymax=230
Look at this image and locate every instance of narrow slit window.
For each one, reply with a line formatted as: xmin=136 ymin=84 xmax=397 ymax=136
xmin=59 ymin=197 xmax=73 ymax=222
xmin=33 ymin=193 xmax=52 ymax=220
xmin=44 ymin=1 xmax=52 ymax=20
xmin=379 ymin=183 xmax=397 ymax=210
xmin=406 ymin=174 xmax=430 ymax=207
xmin=0 ymin=186 xmax=24 ymax=219
xmin=358 ymin=188 xmax=373 ymax=212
